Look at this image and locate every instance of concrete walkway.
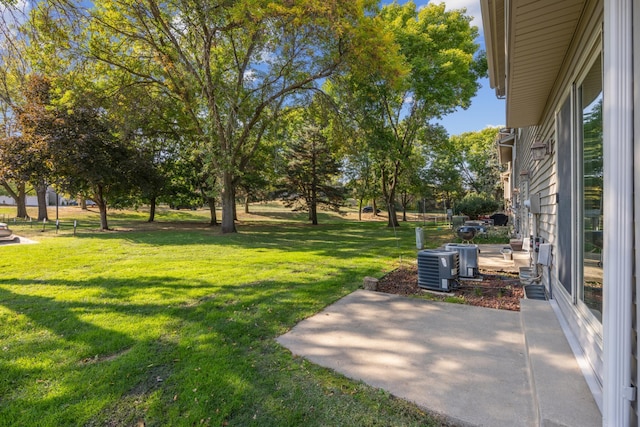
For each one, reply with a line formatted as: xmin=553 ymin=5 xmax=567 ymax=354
xmin=277 ymin=245 xmax=601 ymax=426
xmin=279 ymin=290 xmax=534 ymax=426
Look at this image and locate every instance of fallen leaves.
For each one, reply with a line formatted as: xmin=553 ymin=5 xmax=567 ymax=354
xmin=375 ymin=265 xmax=524 ymax=311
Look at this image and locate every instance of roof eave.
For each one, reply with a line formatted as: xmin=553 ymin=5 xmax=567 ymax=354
xmin=480 ymin=0 xmax=506 ymax=99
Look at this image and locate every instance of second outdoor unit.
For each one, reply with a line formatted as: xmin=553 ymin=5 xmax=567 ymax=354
xmin=444 ymin=243 xmax=479 ymax=278
xmin=417 ymin=250 xmax=459 ymax=291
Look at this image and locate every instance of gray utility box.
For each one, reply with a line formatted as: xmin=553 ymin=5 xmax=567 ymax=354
xmin=417 ymin=250 xmax=459 ymax=291
xmin=444 ymin=243 xmax=479 ymax=278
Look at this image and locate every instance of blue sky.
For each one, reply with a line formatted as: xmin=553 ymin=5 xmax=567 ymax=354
xmin=386 ymin=0 xmax=506 ymax=136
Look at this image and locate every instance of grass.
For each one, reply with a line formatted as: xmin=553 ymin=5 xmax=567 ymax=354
xmin=0 ymin=205 xmax=456 ymax=426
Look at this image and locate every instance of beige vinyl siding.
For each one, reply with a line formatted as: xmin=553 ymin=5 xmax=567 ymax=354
xmin=512 ymin=0 xmax=606 ymax=404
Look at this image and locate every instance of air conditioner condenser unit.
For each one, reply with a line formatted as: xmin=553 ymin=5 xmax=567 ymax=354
xmin=417 ymin=250 xmax=459 ymax=291
xmin=444 ymin=243 xmax=479 ymax=278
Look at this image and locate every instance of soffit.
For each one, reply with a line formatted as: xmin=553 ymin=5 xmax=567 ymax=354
xmin=480 ymin=0 xmax=506 ymax=98
xmin=506 ymin=0 xmax=586 ymax=127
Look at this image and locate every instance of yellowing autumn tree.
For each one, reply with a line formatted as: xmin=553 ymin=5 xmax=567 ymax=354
xmin=87 ymin=0 xmax=380 ymax=233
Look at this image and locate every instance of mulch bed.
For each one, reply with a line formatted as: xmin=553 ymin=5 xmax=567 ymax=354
xmin=375 ymin=264 xmax=524 ymax=311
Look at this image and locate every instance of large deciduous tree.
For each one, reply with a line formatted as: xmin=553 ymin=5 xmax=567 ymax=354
xmin=0 ymin=2 xmax=30 ymax=218
xmin=335 ymin=2 xmax=485 ymax=228
xmin=12 ymin=75 xmax=56 ymax=221
xmin=50 ymin=97 xmax=141 ymax=230
xmin=448 ymin=127 xmax=502 ymax=198
xmin=87 ymin=0 xmax=377 ymax=233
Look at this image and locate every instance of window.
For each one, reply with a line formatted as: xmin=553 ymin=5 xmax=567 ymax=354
xmin=557 ymin=97 xmax=572 ymax=294
xmin=578 ymin=55 xmax=603 ymax=320
xmin=555 ymin=50 xmax=603 ymax=323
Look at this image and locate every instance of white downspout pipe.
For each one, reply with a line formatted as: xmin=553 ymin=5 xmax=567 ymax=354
xmin=603 ymin=0 xmax=634 ymax=425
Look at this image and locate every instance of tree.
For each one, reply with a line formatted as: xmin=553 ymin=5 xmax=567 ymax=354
xmin=396 ymin=150 xmax=428 ymax=222
xmin=454 ymin=193 xmax=500 ymax=220
xmin=12 ymin=75 xmax=58 ymax=221
xmin=0 ymin=2 xmax=31 ymax=218
xmin=49 ymin=97 xmax=141 ymax=230
xmin=279 ymin=119 xmax=344 ymax=225
xmin=335 ymin=2 xmax=485 ymax=228
xmin=87 ymin=0 xmax=378 ymax=233
xmin=423 ymin=151 xmax=464 ymax=210
xmin=449 ymin=127 xmax=502 ymax=199
xmin=343 ymin=148 xmax=376 ymax=221
xmin=237 ymin=144 xmax=273 ymax=214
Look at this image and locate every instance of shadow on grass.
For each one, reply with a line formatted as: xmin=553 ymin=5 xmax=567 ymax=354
xmin=0 ymin=260 xmax=410 ymax=426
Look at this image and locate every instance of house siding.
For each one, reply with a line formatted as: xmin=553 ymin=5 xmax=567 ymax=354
xmin=485 ymin=0 xmax=640 ymax=421
xmin=508 ymin=0 xmax=608 ymax=409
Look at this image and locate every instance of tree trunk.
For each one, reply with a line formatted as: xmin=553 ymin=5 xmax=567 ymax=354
xmin=208 ymin=196 xmax=218 ymax=226
xmin=310 ymin=186 xmax=318 ymax=225
xmin=36 ymin=182 xmax=48 ymax=221
xmin=16 ymin=182 xmax=28 ymax=219
xmin=244 ymin=196 xmax=249 ymax=214
xmin=358 ymin=198 xmax=363 ymax=221
xmin=2 ymin=181 xmax=28 ymax=218
xmin=148 ymin=196 xmax=156 ymax=222
xmin=221 ymin=171 xmax=237 ymax=233
xmin=400 ymin=191 xmax=410 ymax=222
xmin=386 ymin=201 xmax=399 ymax=227
xmin=95 ymin=186 xmax=109 ymax=230
xmin=382 ymin=183 xmax=399 ymax=228
xmin=380 ymin=168 xmax=399 ymax=227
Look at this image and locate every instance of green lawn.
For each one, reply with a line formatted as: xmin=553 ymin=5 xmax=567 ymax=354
xmin=0 ymin=206 xmax=455 ymax=426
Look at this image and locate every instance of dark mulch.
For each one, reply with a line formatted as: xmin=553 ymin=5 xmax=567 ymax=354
xmin=376 ymin=264 xmax=524 ymax=311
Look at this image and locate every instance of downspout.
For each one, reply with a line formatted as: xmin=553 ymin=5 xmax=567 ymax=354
xmin=496 ymin=131 xmax=516 ymax=212
xmin=603 ymin=0 xmax=634 ymax=425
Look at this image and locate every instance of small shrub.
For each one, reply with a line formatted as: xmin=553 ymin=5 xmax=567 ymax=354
xmin=454 ymin=193 xmax=500 ymax=219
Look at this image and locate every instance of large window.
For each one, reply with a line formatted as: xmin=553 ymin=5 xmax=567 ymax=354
xmin=556 ymin=52 xmax=603 ymax=323
xmin=578 ymin=55 xmax=603 ymax=320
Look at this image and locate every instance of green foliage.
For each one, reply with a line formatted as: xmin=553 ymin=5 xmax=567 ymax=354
xmin=420 ymin=125 xmax=463 ymax=208
xmin=449 ymin=127 xmax=503 ymax=197
xmin=334 ymin=1 xmax=483 ymax=227
xmin=454 ymin=193 xmax=500 ymax=219
xmin=277 ymin=102 xmax=345 ymax=224
xmin=85 ymin=0 xmax=378 ymax=233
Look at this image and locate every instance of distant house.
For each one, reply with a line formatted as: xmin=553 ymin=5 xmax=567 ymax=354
xmin=0 ymin=187 xmax=68 ymax=206
xmin=481 ymin=0 xmax=635 ymax=425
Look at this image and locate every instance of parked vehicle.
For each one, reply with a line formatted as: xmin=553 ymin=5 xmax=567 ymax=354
xmin=361 ymin=206 xmax=381 ymax=213
xmin=0 ymin=223 xmax=14 ymax=240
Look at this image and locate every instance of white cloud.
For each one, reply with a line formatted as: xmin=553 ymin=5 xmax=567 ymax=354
xmin=414 ymin=1 xmax=484 ymax=37
xmin=436 ymin=0 xmax=483 ymax=34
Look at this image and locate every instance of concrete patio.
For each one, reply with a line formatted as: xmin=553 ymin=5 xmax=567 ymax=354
xmin=278 ymin=244 xmax=601 ymax=426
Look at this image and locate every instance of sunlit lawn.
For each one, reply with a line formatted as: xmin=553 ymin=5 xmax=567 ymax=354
xmin=0 ymin=205 xmax=457 ymax=426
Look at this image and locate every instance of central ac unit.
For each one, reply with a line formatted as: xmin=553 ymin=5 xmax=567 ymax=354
xmin=417 ymin=250 xmax=459 ymax=291
xmin=444 ymin=243 xmax=479 ymax=278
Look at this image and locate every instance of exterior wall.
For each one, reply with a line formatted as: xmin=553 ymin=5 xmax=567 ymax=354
xmin=509 ymin=0 xmax=606 ymax=409
xmin=0 ymin=190 xmax=67 ymax=207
